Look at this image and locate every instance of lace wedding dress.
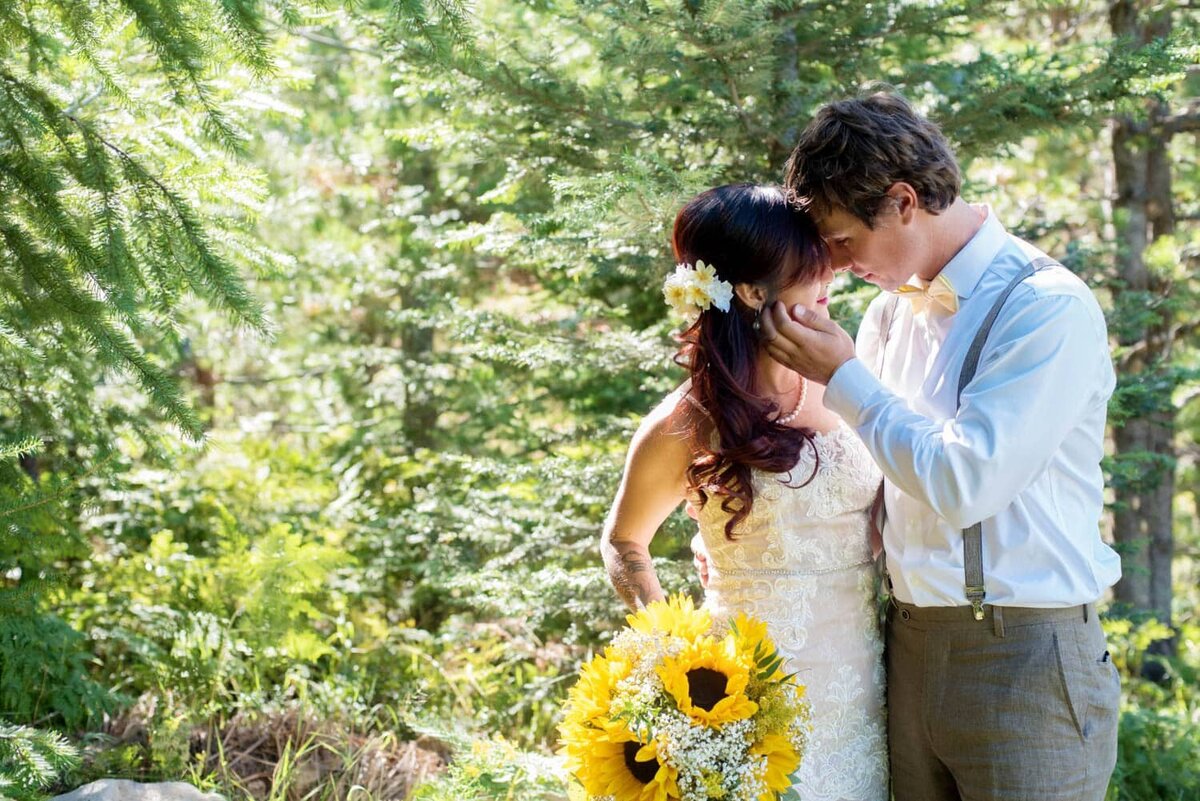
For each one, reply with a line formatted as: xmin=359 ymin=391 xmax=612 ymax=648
xmin=692 ymin=416 xmax=890 ymax=801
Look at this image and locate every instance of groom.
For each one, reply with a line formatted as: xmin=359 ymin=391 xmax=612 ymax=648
xmin=761 ymin=92 xmax=1120 ymax=801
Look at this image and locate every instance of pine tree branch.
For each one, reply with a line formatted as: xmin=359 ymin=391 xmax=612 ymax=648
xmin=0 ymin=724 xmax=80 ymax=794
xmin=1115 ymin=312 xmax=1200 ymax=365
xmin=58 ymin=111 xmax=172 ymax=197
xmin=0 ymin=453 xmax=117 ymax=521
xmin=223 ymin=365 xmax=338 ymax=384
xmin=390 ymin=0 xmax=476 ymax=58
xmin=278 ymin=24 xmax=385 ymax=58
xmin=1178 ymin=386 xmax=1200 ymax=409
xmin=64 ymin=87 xmax=105 ymax=116
xmin=719 ymin=63 xmax=760 ymax=139
xmin=491 ymin=58 xmax=645 ymax=136
xmin=49 ymin=110 xmax=267 ymax=332
xmin=0 ymin=437 xmax=41 ymax=463
xmin=1163 ymin=102 xmax=1200 ymax=136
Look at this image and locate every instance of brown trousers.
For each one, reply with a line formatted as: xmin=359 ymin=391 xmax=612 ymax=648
xmin=886 ymin=600 xmax=1120 ymax=801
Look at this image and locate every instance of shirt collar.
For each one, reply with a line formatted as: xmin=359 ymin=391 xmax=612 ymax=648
xmin=919 ymin=204 xmax=1005 ymax=301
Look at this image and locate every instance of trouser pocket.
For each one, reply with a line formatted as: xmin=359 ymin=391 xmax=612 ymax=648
xmin=1055 ymin=619 xmax=1120 ymax=743
xmin=1071 ymin=619 xmax=1121 ymax=742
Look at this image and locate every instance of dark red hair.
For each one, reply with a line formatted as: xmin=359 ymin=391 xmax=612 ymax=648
xmin=672 ymin=184 xmax=828 ymax=540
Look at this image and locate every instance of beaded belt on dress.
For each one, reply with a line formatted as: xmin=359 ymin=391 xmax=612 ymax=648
xmin=712 ymin=556 xmax=874 ymax=578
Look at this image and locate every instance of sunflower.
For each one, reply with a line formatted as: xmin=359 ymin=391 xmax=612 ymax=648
xmin=724 ymin=612 xmax=800 ymax=689
xmin=561 ymin=650 xmax=630 ymax=727
xmin=559 ymin=650 xmax=634 ymax=779
xmin=627 ymin=594 xmax=713 ymax=642
xmin=569 ymin=727 xmax=680 ymax=801
xmin=752 ymin=734 xmax=801 ymax=800
xmin=727 ymin=612 xmax=770 ymax=658
xmin=658 ymin=637 xmax=759 ymax=727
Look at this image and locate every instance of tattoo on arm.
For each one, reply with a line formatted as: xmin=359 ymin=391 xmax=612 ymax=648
xmin=605 ymin=538 xmax=664 ymax=611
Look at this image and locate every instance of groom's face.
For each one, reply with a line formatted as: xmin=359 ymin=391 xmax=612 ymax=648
xmin=816 ymin=205 xmax=915 ymax=292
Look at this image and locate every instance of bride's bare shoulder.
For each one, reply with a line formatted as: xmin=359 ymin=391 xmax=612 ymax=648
xmin=635 ymin=381 xmax=710 ymax=451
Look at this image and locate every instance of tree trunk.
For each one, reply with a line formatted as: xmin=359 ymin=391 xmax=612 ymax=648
xmin=400 ymin=293 xmax=439 ymax=452
xmin=768 ymin=21 xmax=803 ymax=168
xmin=1107 ymin=0 xmax=1177 ymax=639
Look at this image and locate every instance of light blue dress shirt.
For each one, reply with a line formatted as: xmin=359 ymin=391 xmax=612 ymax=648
xmin=825 ymin=207 xmax=1122 ymax=608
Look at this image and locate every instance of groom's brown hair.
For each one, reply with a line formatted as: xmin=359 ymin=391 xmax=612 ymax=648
xmin=784 ymin=90 xmax=960 ymax=228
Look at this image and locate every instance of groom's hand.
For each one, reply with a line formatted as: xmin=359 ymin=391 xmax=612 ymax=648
xmin=761 ymin=302 xmax=855 ymax=384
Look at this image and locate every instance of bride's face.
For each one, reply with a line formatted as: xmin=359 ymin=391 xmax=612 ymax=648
xmin=774 ymin=261 xmax=835 ymax=317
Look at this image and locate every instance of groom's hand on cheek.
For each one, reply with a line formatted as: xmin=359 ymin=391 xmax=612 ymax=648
xmin=761 ymin=301 xmax=855 ymax=384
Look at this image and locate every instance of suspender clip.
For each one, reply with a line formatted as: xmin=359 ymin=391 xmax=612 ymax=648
xmin=966 ymin=585 xmax=986 ymax=621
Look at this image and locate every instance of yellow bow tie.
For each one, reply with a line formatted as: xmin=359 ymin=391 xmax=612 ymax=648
xmin=893 ymin=274 xmax=959 ymax=315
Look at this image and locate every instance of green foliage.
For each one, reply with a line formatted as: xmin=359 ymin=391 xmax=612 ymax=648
xmin=1105 ymin=616 xmax=1178 ymax=680
xmin=1110 ymin=707 xmax=1200 ymax=801
xmin=0 ymin=0 xmax=285 ymax=733
xmin=409 ymin=734 xmax=568 ymax=801
xmin=1104 ymin=613 xmax=1200 ymax=801
xmin=0 ymin=0 xmax=273 ymax=438
xmin=0 ymin=608 xmax=114 ymax=728
xmin=67 ymin=442 xmax=354 ymax=716
xmin=0 ymin=725 xmax=79 ymax=801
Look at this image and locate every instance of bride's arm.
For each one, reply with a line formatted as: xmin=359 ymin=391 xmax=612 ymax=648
xmin=601 ymin=397 xmax=693 ymax=611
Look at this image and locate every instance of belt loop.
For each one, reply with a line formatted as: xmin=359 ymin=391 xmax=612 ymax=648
xmin=992 ymin=606 xmax=1006 ymax=638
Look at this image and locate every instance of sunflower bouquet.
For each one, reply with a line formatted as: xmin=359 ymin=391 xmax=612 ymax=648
xmin=559 ymin=594 xmax=810 ymax=801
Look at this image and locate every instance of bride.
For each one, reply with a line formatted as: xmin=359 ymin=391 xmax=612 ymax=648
xmin=600 ymin=183 xmax=889 ymax=801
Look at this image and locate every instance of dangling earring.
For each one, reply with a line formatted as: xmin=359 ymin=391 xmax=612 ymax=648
xmin=752 ymin=305 xmax=763 ymax=334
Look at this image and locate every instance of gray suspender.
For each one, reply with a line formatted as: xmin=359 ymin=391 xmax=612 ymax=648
xmin=875 ymin=297 xmax=900 ymax=379
xmin=958 ymin=256 xmax=1057 ymax=619
xmin=875 ymin=296 xmax=900 ymax=593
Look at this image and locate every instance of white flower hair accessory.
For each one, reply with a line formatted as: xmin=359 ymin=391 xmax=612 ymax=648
xmin=662 ymin=259 xmax=735 ymax=321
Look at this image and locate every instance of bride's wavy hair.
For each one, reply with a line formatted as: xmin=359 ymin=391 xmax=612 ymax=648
xmin=673 ymin=184 xmax=827 ymax=540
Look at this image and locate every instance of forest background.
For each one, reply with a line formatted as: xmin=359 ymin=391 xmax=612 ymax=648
xmin=1 ymin=1 xmax=1198 ymax=799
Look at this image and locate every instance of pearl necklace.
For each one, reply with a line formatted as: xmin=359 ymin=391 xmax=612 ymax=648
xmin=773 ymin=376 xmax=808 ymax=426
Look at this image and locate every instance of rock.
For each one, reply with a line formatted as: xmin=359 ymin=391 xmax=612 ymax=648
xmin=51 ymin=779 xmax=226 ymax=801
